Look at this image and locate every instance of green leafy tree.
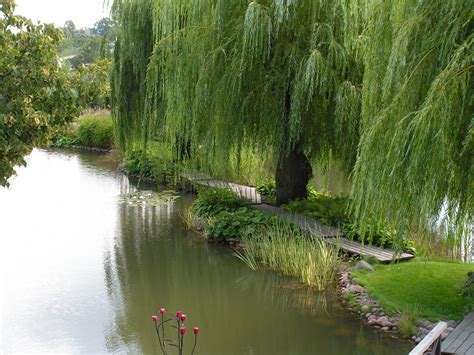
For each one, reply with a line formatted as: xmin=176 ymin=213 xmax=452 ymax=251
xmin=351 ymin=0 xmax=472 ymax=252
xmin=72 ymin=58 xmax=111 ymax=108
xmin=111 ymin=0 xmax=365 ymax=205
xmin=93 ymin=17 xmax=113 ymax=37
xmin=0 ymin=0 xmax=79 ymax=185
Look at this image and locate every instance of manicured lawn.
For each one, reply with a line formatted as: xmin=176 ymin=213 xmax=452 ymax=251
xmin=352 ymin=260 xmax=473 ymax=321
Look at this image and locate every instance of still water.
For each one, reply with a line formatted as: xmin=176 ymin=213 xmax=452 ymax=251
xmin=0 ymin=149 xmax=411 ymax=354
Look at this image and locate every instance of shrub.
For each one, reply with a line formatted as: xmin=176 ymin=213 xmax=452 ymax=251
xmin=123 ymin=148 xmax=176 ymax=185
xmin=282 ymin=196 xmax=350 ymax=227
xmin=76 ymin=114 xmax=114 ymax=149
xmin=192 ymin=188 xmax=250 ymax=217
xmin=256 ymin=182 xmax=276 ymax=205
xmin=205 ymin=207 xmax=277 ymax=241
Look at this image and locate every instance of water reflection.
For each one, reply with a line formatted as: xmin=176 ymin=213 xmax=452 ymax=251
xmin=0 ymin=149 xmax=411 ymax=354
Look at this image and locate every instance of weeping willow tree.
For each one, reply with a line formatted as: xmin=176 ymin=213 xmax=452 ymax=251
xmin=351 ymin=0 xmax=473 ymax=257
xmin=111 ymin=0 xmax=366 ymax=205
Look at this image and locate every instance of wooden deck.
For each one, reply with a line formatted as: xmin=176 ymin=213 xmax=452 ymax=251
xmin=442 ymin=311 xmax=474 ymax=354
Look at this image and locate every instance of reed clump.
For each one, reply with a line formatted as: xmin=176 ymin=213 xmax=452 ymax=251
xmin=237 ymin=221 xmax=339 ymax=291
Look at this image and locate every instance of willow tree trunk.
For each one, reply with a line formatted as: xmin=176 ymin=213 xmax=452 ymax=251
xmin=275 ymin=146 xmax=312 ymax=206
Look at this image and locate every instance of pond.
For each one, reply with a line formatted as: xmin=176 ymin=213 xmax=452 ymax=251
xmin=0 ymin=149 xmax=411 ymax=354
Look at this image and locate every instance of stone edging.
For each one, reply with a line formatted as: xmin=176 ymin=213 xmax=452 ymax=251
xmin=338 ymin=271 xmax=458 ymax=344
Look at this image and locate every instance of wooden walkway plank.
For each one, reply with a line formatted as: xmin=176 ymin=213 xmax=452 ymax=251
xmin=442 ymin=311 xmax=474 ymax=355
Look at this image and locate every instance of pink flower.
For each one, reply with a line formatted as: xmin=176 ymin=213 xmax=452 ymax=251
xmin=152 ymin=315 xmax=158 ymax=322
xmin=193 ymin=327 xmax=200 ymax=335
xmin=159 ymin=308 xmax=166 ymax=314
xmin=176 ymin=310 xmax=183 ymax=318
xmin=180 ymin=314 xmax=187 ymax=322
xmin=180 ymin=326 xmax=186 ymax=335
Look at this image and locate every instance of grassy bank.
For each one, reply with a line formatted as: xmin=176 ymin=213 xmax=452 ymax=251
xmin=352 ymin=260 xmax=473 ymax=321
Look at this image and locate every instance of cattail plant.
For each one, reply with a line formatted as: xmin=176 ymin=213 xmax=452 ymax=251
xmin=152 ymin=308 xmax=200 ymax=355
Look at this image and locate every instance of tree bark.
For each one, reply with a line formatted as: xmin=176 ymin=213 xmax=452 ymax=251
xmin=275 ymin=146 xmax=312 ymax=206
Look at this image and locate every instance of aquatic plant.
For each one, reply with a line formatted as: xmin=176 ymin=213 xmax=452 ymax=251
xmin=151 ymin=308 xmax=200 ymax=355
xmin=119 ymin=190 xmax=179 ymax=207
xmin=237 ymin=221 xmax=340 ymax=291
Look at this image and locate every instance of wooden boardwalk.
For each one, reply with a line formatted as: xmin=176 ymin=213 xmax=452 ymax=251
xmin=182 ymin=172 xmax=261 ymax=204
xmin=183 ymin=172 xmax=414 ymax=263
xmin=442 ymin=311 xmax=474 ymax=354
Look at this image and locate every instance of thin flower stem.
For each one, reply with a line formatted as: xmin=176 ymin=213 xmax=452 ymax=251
xmin=154 ymin=321 xmax=166 ymax=355
xmin=191 ymin=334 xmax=198 ymax=355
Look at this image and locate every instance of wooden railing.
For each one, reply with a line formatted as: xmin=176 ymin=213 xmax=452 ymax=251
xmin=409 ymin=321 xmax=447 ymax=355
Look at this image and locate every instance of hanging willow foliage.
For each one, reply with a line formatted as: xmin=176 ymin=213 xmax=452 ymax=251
xmin=111 ymin=0 xmax=365 ymax=181
xmin=351 ymin=0 xmax=473 ymax=249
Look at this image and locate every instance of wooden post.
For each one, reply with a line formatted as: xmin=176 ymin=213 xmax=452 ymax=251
xmin=409 ymin=322 xmax=447 ymax=355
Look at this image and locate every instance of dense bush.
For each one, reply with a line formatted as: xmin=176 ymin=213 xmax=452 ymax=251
xmin=205 ymin=208 xmax=278 ymax=241
xmin=283 ymin=196 xmax=350 ymax=227
xmin=190 ymin=188 xmax=286 ymax=241
xmin=76 ymin=114 xmax=114 ymax=149
xmin=123 ymin=147 xmax=176 ymax=185
xmin=192 ymin=188 xmax=250 ymax=217
xmin=256 ymin=182 xmax=276 ymax=205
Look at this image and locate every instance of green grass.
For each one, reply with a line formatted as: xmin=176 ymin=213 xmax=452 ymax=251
xmin=352 ymin=260 xmax=473 ymax=321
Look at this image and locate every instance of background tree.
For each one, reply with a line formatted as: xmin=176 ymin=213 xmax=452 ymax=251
xmin=112 ymin=0 xmax=365 ymax=205
xmin=0 ymin=0 xmax=79 ymax=185
xmin=351 ymin=0 xmax=472 ymax=253
xmin=93 ymin=17 xmax=113 ymax=37
xmin=72 ymin=58 xmax=111 ymax=108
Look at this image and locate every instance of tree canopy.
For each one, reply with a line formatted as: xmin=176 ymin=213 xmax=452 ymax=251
xmin=111 ymin=0 xmax=472 ymax=243
xmin=112 ymin=0 xmax=365 ymax=204
xmin=0 ymin=0 xmax=79 ymax=185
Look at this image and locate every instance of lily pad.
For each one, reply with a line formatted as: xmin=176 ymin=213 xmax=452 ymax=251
xmin=119 ymin=190 xmax=179 ymax=207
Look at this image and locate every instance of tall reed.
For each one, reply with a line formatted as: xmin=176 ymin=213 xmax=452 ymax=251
xmin=236 ymin=221 xmax=339 ymax=291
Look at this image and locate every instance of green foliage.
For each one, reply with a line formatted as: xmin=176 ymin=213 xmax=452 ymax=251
xmin=123 ymin=145 xmax=176 ymax=185
xmin=192 ymin=188 xmax=250 ymax=218
xmin=205 ymin=207 xmax=276 ymax=241
xmin=0 ymin=0 xmax=79 ymax=186
xmin=51 ymin=134 xmax=78 ymax=148
xmin=256 ymin=182 xmax=276 ymax=205
xmin=76 ymin=114 xmax=114 ymax=149
xmin=283 ymin=196 xmax=350 ymax=227
xmin=238 ymin=221 xmax=340 ymax=291
xmin=351 ymin=0 xmax=473 ymax=251
xmin=111 ymin=0 xmax=364 ymax=182
xmin=461 ymin=272 xmax=474 ymax=298
xmin=353 ymin=260 xmax=474 ymax=321
xmin=71 ymin=59 xmax=111 ymax=109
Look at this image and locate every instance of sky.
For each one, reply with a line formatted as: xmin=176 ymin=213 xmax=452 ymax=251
xmin=14 ymin=0 xmax=110 ymax=29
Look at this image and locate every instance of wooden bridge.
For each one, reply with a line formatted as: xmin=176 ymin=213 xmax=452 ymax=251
xmin=183 ymin=173 xmax=414 ymax=263
xmin=442 ymin=311 xmax=474 ymax=354
xmin=410 ymin=311 xmax=474 ymax=355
